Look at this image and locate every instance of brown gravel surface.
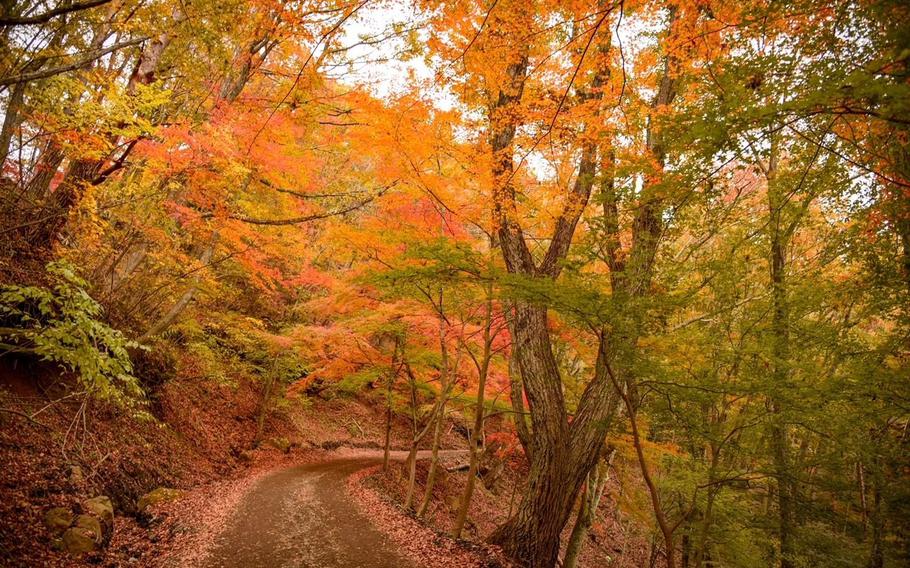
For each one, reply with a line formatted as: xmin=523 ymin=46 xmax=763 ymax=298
xmin=164 ymin=449 xmax=466 ymax=568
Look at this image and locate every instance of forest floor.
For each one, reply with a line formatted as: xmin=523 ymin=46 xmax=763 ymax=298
xmin=1 ymin=360 xmax=648 ymax=568
xmin=155 ymin=449 xmax=499 ymax=568
xmin=202 ymin=451 xmax=421 ymax=568
xmin=0 ymin=360 xmax=494 ymax=567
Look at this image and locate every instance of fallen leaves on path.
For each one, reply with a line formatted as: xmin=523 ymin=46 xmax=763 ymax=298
xmin=347 ymin=465 xmax=514 ymax=568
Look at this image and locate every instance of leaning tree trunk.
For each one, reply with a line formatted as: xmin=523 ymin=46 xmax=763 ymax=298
xmin=139 ymin=235 xmax=216 ymax=341
xmin=452 ymin=286 xmax=494 ymax=537
xmin=417 ymin=303 xmax=453 ymax=517
xmin=417 ymin=399 xmax=445 ymax=517
xmin=403 ymin=442 xmax=420 ymax=510
xmin=563 ymin=451 xmax=610 ymax=568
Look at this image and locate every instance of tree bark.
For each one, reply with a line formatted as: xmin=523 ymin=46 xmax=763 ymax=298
xmin=563 ymin=450 xmax=611 ymax=568
xmin=453 ymin=286 xmax=494 ymax=538
xmin=505 ymin=303 xmax=533 ymax=461
xmin=25 ymin=141 xmax=64 ymax=201
xmin=418 ymin=303 xmax=455 ymax=517
xmin=139 ymin=234 xmax=216 ymax=341
xmin=765 ymin=131 xmax=796 ymax=568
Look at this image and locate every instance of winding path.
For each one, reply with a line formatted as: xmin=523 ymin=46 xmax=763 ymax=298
xmin=203 ymin=451 xmax=452 ymax=568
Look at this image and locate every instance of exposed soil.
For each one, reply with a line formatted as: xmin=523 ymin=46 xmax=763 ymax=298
xmin=203 ymin=452 xmax=417 ymax=568
xmin=0 ymin=356 xmax=468 ymax=567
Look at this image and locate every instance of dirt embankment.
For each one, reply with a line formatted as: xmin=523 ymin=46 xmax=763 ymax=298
xmin=357 ymin=447 xmax=654 ymax=568
xmin=0 ymin=357 xmax=444 ymax=567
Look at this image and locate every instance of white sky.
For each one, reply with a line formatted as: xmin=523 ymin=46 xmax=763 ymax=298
xmin=334 ymin=1 xmax=450 ymax=104
xmin=331 ymin=1 xmax=662 ymax=182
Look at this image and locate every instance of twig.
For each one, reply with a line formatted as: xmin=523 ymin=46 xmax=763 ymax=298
xmin=0 ymin=407 xmax=50 ymax=429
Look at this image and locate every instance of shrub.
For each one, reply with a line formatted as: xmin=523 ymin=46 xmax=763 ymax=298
xmin=0 ymin=261 xmax=146 ymax=412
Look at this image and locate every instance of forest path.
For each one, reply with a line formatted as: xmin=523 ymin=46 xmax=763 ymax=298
xmin=203 ymin=450 xmax=455 ymax=568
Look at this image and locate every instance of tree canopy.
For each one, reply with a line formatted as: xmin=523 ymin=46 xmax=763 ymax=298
xmin=0 ymin=0 xmax=907 ymax=567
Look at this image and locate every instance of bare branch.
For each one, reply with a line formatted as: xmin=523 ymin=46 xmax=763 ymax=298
xmin=0 ymin=37 xmax=148 ymax=86
xmin=0 ymin=0 xmax=112 ymax=26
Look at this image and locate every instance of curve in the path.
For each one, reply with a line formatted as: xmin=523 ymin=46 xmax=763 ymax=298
xmin=204 ymin=451 xmax=454 ymax=568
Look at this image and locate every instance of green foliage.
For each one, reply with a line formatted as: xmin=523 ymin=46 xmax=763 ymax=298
xmin=0 ymin=262 xmax=145 ymax=411
xmin=171 ymin=311 xmax=309 ymax=388
xmin=335 ymin=367 xmax=382 ymax=395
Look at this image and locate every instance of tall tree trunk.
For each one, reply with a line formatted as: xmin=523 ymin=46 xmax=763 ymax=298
xmin=453 ymin=286 xmax=494 ymax=538
xmin=866 ymin=458 xmax=884 ymax=568
xmin=563 ymin=450 xmax=611 ymax=568
xmin=766 ymin=133 xmax=796 ymax=568
xmin=483 ymin=6 xmax=632 ymax=565
xmin=418 ymin=303 xmax=454 ymax=517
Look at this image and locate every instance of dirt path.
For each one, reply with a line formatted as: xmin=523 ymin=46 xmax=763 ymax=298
xmin=202 ymin=450 xmax=453 ymax=568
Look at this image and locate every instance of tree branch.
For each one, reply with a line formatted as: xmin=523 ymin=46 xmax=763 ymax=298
xmin=0 ymin=37 xmax=147 ymax=86
xmin=0 ymin=0 xmax=112 ymax=26
xmin=202 ymin=182 xmax=394 ymax=225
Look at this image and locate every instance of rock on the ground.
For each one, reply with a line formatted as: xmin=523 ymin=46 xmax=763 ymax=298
xmin=82 ymin=496 xmax=113 ymax=525
xmin=137 ymin=487 xmax=185 ymax=512
xmin=82 ymin=495 xmax=114 ymax=544
xmin=68 ymin=464 xmax=84 ymax=485
xmin=267 ymin=437 xmax=292 ymax=453
xmin=73 ymin=514 xmax=103 ymax=542
xmin=44 ymin=507 xmax=73 ymax=536
xmin=61 ymin=526 xmax=97 ymax=554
